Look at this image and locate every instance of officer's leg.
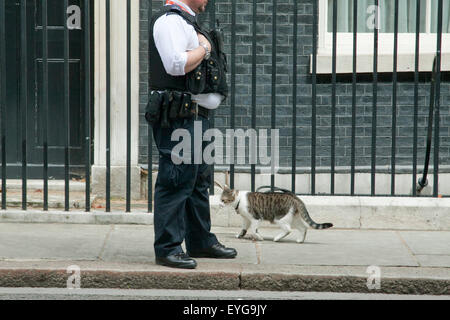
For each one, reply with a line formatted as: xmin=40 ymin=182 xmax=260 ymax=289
xmin=184 ymin=163 xmax=218 ymax=252
xmin=152 ymin=119 xmax=196 ymax=257
xmin=153 ymin=160 xmax=195 ymax=257
xmin=184 ymin=116 xmax=237 ymax=258
xmin=184 ymin=116 xmax=218 ymax=252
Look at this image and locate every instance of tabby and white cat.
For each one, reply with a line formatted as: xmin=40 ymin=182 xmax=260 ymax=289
xmin=215 ymin=182 xmax=333 ymax=243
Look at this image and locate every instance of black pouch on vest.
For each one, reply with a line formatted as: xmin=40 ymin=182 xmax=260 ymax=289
xmin=178 ymin=93 xmax=195 ymax=119
xmin=186 ymin=62 xmax=206 ymax=95
xmin=145 ymin=91 xmax=163 ymax=126
xmin=160 ymin=91 xmax=173 ymax=128
xmin=169 ymin=91 xmax=183 ymax=120
xmin=210 ymin=28 xmax=225 ymax=61
xmin=206 ymin=58 xmax=221 ymax=92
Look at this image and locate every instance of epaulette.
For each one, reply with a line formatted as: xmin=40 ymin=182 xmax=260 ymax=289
xmin=165 ymin=4 xmax=182 ymax=15
xmin=164 ymin=4 xmax=199 ymax=30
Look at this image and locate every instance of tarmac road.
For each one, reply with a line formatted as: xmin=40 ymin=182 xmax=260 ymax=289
xmin=0 ymin=288 xmax=449 ymax=300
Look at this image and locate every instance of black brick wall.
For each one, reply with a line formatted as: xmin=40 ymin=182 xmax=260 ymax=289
xmin=139 ymin=0 xmax=450 ymax=172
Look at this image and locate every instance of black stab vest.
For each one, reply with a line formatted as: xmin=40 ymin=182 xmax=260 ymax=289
xmin=149 ymin=5 xmax=228 ymax=97
xmin=149 ymin=6 xmax=188 ymax=91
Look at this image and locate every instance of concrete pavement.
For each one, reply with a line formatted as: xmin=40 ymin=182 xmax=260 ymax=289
xmin=0 ymin=222 xmax=448 ymax=295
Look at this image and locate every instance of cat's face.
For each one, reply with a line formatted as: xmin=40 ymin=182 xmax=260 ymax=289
xmin=215 ymin=181 xmax=238 ymax=208
xmin=220 ymin=187 xmax=236 ymax=206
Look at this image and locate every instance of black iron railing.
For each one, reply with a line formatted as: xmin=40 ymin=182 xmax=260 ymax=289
xmin=0 ymin=0 xmax=447 ymax=213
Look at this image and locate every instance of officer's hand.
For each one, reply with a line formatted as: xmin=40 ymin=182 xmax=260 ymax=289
xmin=197 ymin=33 xmax=212 ymax=51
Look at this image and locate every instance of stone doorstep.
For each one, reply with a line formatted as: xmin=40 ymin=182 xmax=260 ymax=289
xmin=210 ymin=195 xmax=450 ymax=231
xmin=0 ymin=210 xmax=154 ymax=225
xmin=1 ymin=195 xmax=450 ymax=230
xmin=2 ymin=180 xmax=86 ymax=192
xmin=0 ymin=263 xmax=448 ymax=295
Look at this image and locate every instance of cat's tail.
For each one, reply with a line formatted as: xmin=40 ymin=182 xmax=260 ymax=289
xmin=294 ymin=197 xmax=333 ymax=230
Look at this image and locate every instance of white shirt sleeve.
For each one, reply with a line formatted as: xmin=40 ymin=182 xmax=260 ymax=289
xmin=153 ymin=14 xmax=197 ymax=76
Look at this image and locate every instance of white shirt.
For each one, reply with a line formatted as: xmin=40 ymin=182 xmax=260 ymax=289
xmin=153 ymin=0 xmax=224 ymax=110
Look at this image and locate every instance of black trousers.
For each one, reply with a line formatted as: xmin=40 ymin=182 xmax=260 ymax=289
xmin=152 ymin=114 xmax=218 ymax=257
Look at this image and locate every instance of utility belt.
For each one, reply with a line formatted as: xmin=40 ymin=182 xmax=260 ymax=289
xmin=145 ymin=90 xmax=209 ymax=128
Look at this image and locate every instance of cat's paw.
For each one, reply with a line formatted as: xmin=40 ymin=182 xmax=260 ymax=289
xmin=296 ymin=230 xmax=307 ymax=243
xmin=236 ymin=229 xmax=247 ymax=239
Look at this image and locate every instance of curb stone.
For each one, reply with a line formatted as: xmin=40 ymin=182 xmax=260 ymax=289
xmin=0 ymin=266 xmax=448 ymax=295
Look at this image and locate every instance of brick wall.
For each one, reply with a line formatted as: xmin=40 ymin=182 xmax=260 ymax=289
xmin=139 ymin=0 xmax=450 ymax=172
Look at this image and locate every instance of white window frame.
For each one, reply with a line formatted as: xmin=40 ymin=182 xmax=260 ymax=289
xmin=314 ymin=0 xmax=450 ymax=74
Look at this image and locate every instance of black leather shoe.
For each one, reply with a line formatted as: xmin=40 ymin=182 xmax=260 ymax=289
xmin=155 ymin=253 xmax=197 ymax=269
xmin=188 ymin=243 xmax=237 ymax=259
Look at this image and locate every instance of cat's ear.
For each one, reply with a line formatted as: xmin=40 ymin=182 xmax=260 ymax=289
xmin=214 ymin=181 xmax=225 ymax=190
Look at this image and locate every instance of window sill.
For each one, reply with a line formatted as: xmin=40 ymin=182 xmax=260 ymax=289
xmin=311 ymin=51 xmax=450 ymax=74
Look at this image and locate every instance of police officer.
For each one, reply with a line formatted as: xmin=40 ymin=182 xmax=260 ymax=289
xmin=149 ymin=0 xmax=237 ymax=269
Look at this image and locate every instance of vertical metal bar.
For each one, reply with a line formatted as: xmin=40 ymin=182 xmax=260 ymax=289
xmin=434 ymin=0 xmax=443 ymax=197
xmin=250 ymin=0 xmax=256 ymax=192
xmin=126 ymin=0 xmax=131 ymax=212
xmin=419 ymin=57 xmax=435 ymax=194
xmin=270 ymin=0 xmax=277 ymax=191
xmin=64 ymin=0 xmax=70 ymax=211
xmin=291 ymin=0 xmax=298 ymax=193
xmin=84 ymin=0 xmax=91 ymax=212
xmin=412 ymin=0 xmax=421 ymax=197
xmin=371 ymin=0 xmax=379 ymax=196
xmin=330 ymin=0 xmax=337 ymax=195
xmin=147 ymin=0 xmax=153 ymax=213
xmin=147 ymin=124 xmax=153 ymax=212
xmin=230 ymin=0 xmax=236 ymax=189
xmin=350 ymin=0 xmax=358 ymax=196
xmin=42 ymin=0 xmax=49 ymax=211
xmin=106 ymin=0 xmax=111 ymax=212
xmin=209 ymin=0 xmax=215 ymax=195
xmin=209 ymin=1 xmax=215 ymax=32
xmin=20 ymin=0 xmax=27 ymax=211
xmin=391 ymin=0 xmax=399 ymax=196
xmin=1 ymin=0 xmax=7 ymax=209
xmin=311 ymin=0 xmax=318 ymax=195
xmin=230 ymin=0 xmax=236 ymax=188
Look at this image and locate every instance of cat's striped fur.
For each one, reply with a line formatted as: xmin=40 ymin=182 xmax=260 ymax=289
xmin=216 ymin=181 xmax=333 ymax=243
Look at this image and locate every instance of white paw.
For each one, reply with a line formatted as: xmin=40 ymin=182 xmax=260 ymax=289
xmin=296 ymin=233 xmax=306 ymax=243
xmin=250 ymin=233 xmax=264 ymax=241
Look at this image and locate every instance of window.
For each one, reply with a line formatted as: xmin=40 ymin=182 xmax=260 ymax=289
xmin=316 ymin=0 xmax=450 ymax=74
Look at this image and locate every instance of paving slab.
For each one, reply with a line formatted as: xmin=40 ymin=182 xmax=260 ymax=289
xmin=100 ymin=225 xmax=155 ymax=263
xmin=415 ymin=255 xmax=450 ymax=268
xmin=398 ymin=231 xmax=450 ymax=255
xmin=0 ymin=223 xmax=110 ymax=261
xmin=257 ymin=229 xmax=418 ymax=267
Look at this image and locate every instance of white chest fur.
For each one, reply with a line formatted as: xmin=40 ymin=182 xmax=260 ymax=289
xmin=235 ymin=191 xmax=252 ymax=219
